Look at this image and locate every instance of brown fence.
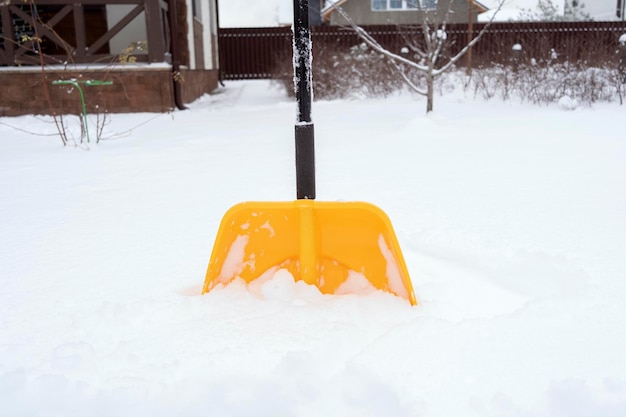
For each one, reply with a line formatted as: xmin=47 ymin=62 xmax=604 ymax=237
xmin=219 ymin=21 xmax=626 ymax=80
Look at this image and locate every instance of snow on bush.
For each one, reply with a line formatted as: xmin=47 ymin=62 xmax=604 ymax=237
xmin=272 ymin=42 xmax=623 ymax=105
xmin=558 ymin=95 xmax=579 ymax=110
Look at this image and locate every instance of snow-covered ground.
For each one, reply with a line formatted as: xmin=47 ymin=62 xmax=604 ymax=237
xmin=1 ymin=80 xmax=626 ymax=416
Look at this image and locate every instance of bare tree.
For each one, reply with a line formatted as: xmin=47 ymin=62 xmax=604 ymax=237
xmin=520 ymin=0 xmax=593 ymax=21
xmin=326 ymin=0 xmax=504 ymax=113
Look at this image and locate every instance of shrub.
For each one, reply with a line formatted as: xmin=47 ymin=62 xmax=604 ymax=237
xmin=270 ymin=39 xmax=624 ymax=106
xmin=272 ymin=42 xmax=403 ymax=100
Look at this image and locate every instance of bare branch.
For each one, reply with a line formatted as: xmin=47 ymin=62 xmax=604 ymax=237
xmin=433 ymin=1 xmax=507 ymax=76
xmin=329 ymin=5 xmax=430 ymax=72
xmin=327 ymin=0 xmax=506 ymax=78
xmin=389 ymin=60 xmax=428 ymax=96
xmin=325 ymin=0 xmax=507 ymax=112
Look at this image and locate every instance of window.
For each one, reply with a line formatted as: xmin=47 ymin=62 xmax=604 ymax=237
xmin=371 ymin=0 xmax=438 ymax=10
xmin=192 ymin=0 xmax=202 ymax=18
xmin=372 ymin=0 xmax=387 ymax=10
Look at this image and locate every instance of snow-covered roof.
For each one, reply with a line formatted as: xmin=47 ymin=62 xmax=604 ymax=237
xmin=479 ymin=0 xmax=544 ymax=10
xmin=321 ymin=0 xmax=347 ymax=14
xmin=478 ymin=7 xmax=527 ymax=22
xmin=582 ymin=0 xmax=625 ymax=20
xmin=322 ymin=0 xmax=489 ymax=21
xmin=478 ymin=0 xmax=624 ymax=21
xmin=218 ymin=0 xmax=293 ymax=27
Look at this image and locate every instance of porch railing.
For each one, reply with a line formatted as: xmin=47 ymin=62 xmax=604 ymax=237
xmin=0 ymin=0 xmax=168 ymax=66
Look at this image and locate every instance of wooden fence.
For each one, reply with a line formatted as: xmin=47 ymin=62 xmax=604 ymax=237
xmin=219 ymin=21 xmax=626 ymax=80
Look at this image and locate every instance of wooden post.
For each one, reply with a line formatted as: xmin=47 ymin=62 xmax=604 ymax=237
xmin=73 ymin=4 xmax=86 ymax=59
xmin=466 ymin=0 xmax=473 ymax=75
xmin=145 ymin=0 xmax=166 ymax=62
xmin=1 ymin=5 xmax=15 ymax=65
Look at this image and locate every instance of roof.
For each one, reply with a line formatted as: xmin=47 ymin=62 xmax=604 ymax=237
xmin=321 ymin=0 xmax=490 ymax=22
xmin=478 ymin=0 xmax=623 ymax=21
xmin=321 ymin=0 xmax=349 ymax=21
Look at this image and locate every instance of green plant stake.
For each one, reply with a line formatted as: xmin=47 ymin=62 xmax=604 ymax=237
xmin=52 ymin=79 xmax=113 ymax=143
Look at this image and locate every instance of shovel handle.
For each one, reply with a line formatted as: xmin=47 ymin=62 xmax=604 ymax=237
xmin=296 ymin=123 xmax=315 ymax=199
xmin=293 ymin=0 xmax=315 ymax=200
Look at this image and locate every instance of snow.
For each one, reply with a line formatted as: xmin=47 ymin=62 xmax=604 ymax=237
xmin=479 ymin=0 xmax=547 ymax=9
xmin=216 ymin=234 xmax=250 ymax=286
xmin=0 ymin=63 xmax=171 ymax=73
xmin=218 ymin=0 xmax=624 ymax=27
xmin=479 ymin=0 xmax=624 ymax=22
xmin=577 ymin=0 xmax=624 ymax=20
xmin=558 ymin=95 xmax=579 ymax=110
xmin=377 ymin=234 xmax=408 ymax=299
xmin=2 ymin=80 xmax=626 ymax=416
xmin=218 ymin=0 xmax=623 ymax=27
xmin=218 ymin=0 xmax=293 ymax=27
xmin=478 ymin=7 xmax=528 ymax=22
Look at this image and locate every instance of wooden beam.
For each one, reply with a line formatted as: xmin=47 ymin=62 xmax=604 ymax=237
xmin=73 ymin=4 xmax=86 ymax=57
xmin=47 ymin=4 xmax=73 ymax=28
xmin=1 ymin=6 xmax=15 ymax=65
xmin=5 ymin=0 xmax=142 ymax=5
xmin=145 ymin=0 xmax=166 ymax=62
xmin=9 ymin=5 xmax=75 ymax=53
xmin=87 ymin=4 xmax=144 ymax=55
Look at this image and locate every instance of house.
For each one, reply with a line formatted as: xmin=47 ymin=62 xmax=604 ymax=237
xmin=0 ymin=0 xmax=219 ymax=116
xmin=321 ymin=0 xmax=489 ymax=25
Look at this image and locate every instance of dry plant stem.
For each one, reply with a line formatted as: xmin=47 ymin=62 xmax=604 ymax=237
xmin=28 ymin=0 xmax=67 ymax=146
xmin=95 ymin=109 xmax=111 ymax=143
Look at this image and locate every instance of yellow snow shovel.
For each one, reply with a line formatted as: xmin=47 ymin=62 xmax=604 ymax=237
xmin=202 ymin=0 xmax=416 ymax=305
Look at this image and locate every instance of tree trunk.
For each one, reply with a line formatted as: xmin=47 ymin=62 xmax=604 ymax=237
xmin=426 ymin=71 xmax=434 ymax=113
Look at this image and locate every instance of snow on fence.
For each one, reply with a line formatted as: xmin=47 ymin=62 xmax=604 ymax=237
xmin=218 ymin=21 xmax=626 ymax=80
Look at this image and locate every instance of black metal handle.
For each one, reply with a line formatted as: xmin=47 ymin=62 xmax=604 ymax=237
xmin=293 ymin=0 xmax=315 ymax=200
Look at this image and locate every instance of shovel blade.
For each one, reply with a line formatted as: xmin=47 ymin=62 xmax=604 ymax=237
xmin=203 ymin=200 xmax=416 ymax=305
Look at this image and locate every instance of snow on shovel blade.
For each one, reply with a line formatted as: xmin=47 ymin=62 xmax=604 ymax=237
xmin=203 ymin=200 xmax=417 ymax=305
